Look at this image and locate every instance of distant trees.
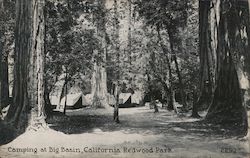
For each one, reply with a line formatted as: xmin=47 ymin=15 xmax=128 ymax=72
xmin=136 ymin=0 xmax=192 ymax=111
xmin=45 ymin=0 xmax=95 ymax=112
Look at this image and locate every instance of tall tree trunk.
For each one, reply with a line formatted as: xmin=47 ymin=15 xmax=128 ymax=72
xmin=1 ymin=50 xmax=9 ymax=108
xmin=113 ymin=0 xmax=120 ymax=123
xmin=114 ymin=84 xmax=120 ymax=123
xmin=128 ymin=0 xmax=132 ymax=67
xmin=148 ymin=47 xmax=159 ymax=113
xmin=196 ymin=0 xmax=213 ymax=111
xmin=5 ymin=0 xmax=31 ymax=128
xmin=156 ymin=26 xmax=174 ymax=111
xmin=92 ymin=63 xmax=106 ymax=108
xmin=57 ymin=79 xmax=66 ymax=110
xmin=191 ymin=87 xmax=201 ymax=118
xmin=44 ymin=79 xmax=52 ymax=116
xmin=43 ymin=3 xmax=52 ymax=116
xmin=63 ymin=69 xmax=68 ymax=114
xmin=0 ymin=0 xmax=4 ymax=115
xmin=1 ymin=1 xmax=10 ymax=108
xmin=146 ymin=68 xmax=159 ymax=113
xmin=127 ymin=0 xmax=132 ymax=88
xmin=0 ymin=33 xmax=2 ymax=115
xmin=206 ymin=0 xmax=248 ymax=134
xmin=167 ymin=29 xmax=188 ymax=110
xmin=6 ymin=0 xmax=47 ymax=130
xmin=29 ymin=0 xmax=46 ymax=129
xmin=91 ymin=0 xmax=109 ymax=109
xmin=245 ymin=0 xmax=250 ymax=137
xmin=172 ymin=54 xmax=187 ymax=110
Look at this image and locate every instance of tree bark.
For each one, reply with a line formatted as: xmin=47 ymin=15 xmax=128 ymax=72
xmin=1 ymin=50 xmax=9 ymax=108
xmin=0 ymin=0 xmax=14 ymax=108
xmin=91 ymin=0 xmax=109 ymax=109
xmin=63 ymin=70 xmax=68 ymax=114
xmin=0 ymin=0 xmax=4 ymax=115
xmin=191 ymin=88 xmax=201 ymax=118
xmin=5 ymin=0 xmax=31 ymax=128
xmin=0 ymin=32 xmax=2 ymax=115
xmin=57 ymin=77 xmax=67 ymax=110
xmin=44 ymin=79 xmax=52 ymax=116
xmin=146 ymin=69 xmax=159 ymax=113
xmin=167 ymin=28 xmax=188 ymax=111
xmin=128 ymin=0 xmax=132 ymax=67
xmin=113 ymin=0 xmax=120 ymax=123
xmin=206 ymin=0 xmax=248 ymax=134
xmin=114 ymin=84 xmax=120 ymax=123
xmin=149 ymin=47 xmax=159 ymax=113
xmin=0 ymin=0 xmax=10 ymax=108
xmin=29 ymin=0 xmax=46 ymax=130
xmin=246 ymin=0 xmax=250 ymax=138
xmin=6 ymin=0 xmax=47 ymax=131
xmin=156 ymin=26 xmax=174 ymax=111
xmin=196 ymin=0 xmax=213 ymax=110
xmin=127 ymin=0 xmax=133 ymax=88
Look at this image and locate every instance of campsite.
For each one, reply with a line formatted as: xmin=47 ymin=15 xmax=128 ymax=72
xmin=0 ymin=0 xmax=250 ymax=158
xmin=49 ymin=88 xmax=143 ymax=110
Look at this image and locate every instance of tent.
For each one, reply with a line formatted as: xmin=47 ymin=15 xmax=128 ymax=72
xmin=51 ymin=93 xmax=89 ymax=111
xmin=119 ymin=93 xmax=133 ymax=108
xmin=131 ymin=91 xmax=143 ymax=105
xmin=50 ymin=96 xmax=60 ymax=106
xmin=58 ymin=93 xmax=83 ymax=110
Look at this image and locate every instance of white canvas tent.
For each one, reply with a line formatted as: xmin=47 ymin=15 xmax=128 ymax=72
xmin=60 ymin=93 xmax=82 ymax=106
xmin=118 ymin=93 xmax=134 ymax=108
xmin=50 ymin=96 xmax=60 ymax=106
xmin=51 ymin=93 xmax=89 ymax=111
xmin=55 ymin=93 xmax=83 ymax=110
xmin=131 ymin=91 xmax=143 ymax=105
xmin=119 ymin=93 xmax=131 ymax=104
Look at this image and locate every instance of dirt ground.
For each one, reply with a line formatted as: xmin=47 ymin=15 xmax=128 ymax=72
xmin=0 ymin=106 xmax=249 ymax=158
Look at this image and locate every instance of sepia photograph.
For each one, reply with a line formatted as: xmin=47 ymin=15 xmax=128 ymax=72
xmin=0 ymin=0 xmax=250 ymax=157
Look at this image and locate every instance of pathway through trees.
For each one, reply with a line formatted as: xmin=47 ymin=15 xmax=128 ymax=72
xmin=0 ymin=106 xmax=249 ymax=158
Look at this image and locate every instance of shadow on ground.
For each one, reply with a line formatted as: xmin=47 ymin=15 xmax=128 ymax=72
xmin=46 ymin=112 xmax=119 ymax=134
xmin=46 ymin=109 xmax=245 ymax=140
xmin=1 ymin=107 xmax=247 ymax=145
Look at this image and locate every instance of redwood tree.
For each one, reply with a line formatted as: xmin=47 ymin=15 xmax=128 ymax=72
xmin=0 ymin=0 xmax=14 ymax=114
xmin=91 ymin=0 xmax=109 ymax=109
xmin=206 ymin=0 xmax=249 ymax=134
xmin=196 ymin=0 xmax=214 ymax=111
xmin=0 ymin=0 xmax=3 ymax=113
xmin=113 ymin=0 xmax=120 ymax=123
xmin=6 ymin=0 xmax=46 ymax=130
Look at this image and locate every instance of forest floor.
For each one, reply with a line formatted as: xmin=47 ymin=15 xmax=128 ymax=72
xmin=0 ymin=106 xmax=249 ymax=158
